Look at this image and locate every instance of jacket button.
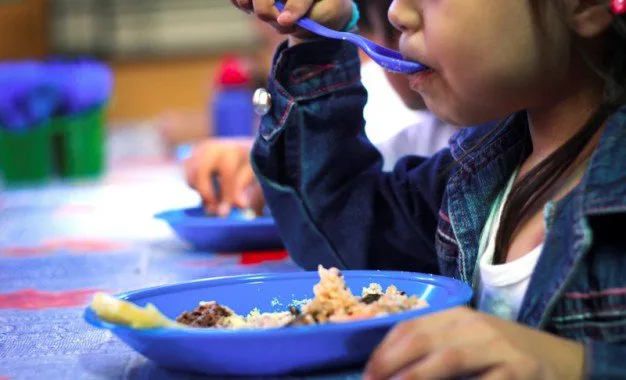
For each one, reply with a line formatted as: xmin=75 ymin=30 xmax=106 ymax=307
xmin=252 ymin=88 xmax=272 ymax=116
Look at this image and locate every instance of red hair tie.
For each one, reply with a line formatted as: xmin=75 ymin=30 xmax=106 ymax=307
xmin=612 ymin=0 xmax=626 ymax=15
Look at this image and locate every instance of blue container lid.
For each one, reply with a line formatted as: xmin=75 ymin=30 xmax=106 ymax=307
xmin=47 ymin=60 xmax=112 ymax=114
xmin=0 ymin=60 xmax=113 ymax=131
xmin=0 ymin=62 xmax=58 ymax=131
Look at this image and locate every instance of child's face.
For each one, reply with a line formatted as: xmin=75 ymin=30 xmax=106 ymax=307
xmin=389 ymin=0 xmax=574 ymax=126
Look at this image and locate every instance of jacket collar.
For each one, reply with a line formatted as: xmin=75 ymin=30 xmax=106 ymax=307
xmin=450 ymin=106 xmax=626 ymax=217
xmin=582 ymin=106 xmax=626 ymax=216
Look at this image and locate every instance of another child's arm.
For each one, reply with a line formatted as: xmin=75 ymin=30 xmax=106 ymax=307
xmin=184 ymin=138 xmax=263 ymax=216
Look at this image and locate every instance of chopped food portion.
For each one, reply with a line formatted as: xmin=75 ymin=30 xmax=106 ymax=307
xmin=91 ymin=266 xmax=428 ymax=330
xmin=176 ymin=266 xmax=428 ymax=329
xmin=176 ymin=301 xmax=234 ymax=327
xmin=175 ymin=302 xmax=294 ymax=329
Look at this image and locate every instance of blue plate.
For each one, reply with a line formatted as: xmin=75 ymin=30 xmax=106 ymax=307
xmin=154 ymin=207 xmax=283 ymax=252
xmin=84 ymin=270 xmax=473 ymax=376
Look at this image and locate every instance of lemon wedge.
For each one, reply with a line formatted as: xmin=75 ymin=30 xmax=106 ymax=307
xmin=90 ymin=292 xmax=180 ymax=329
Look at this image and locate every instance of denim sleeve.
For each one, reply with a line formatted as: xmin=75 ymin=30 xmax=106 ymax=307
xmin=585 ymin=341 xmax=626 ymax=379
xmin=252 ymin=39 xmax=453 ymax=273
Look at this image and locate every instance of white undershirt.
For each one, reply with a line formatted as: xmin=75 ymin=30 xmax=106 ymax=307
xmin=476 ymin=171 xmax=543 ymax=321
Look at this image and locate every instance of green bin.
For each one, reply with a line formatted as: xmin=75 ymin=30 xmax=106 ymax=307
xmin=52 ymin=106 xmax=106 ymax=179
xmin=0 ymin=106 xmax=107 ymax=185
xmin=0 ymin=122 xmax=55 ymax=185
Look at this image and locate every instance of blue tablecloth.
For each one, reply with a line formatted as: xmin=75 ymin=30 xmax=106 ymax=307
xmin=0 ymin=127 xmax=362 ymax=380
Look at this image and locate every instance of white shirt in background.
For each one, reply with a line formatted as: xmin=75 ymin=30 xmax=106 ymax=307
xmin=360 ymin=60 xmax=458 ymax=170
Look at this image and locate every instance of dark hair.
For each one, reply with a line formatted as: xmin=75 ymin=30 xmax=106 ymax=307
xmin=353 ymin=0 xmax=372 ymax=32
xmin=493 ymin=11 xmax=626 ymax=264
xmin=354 ymin=0 xmax=397 ymax=43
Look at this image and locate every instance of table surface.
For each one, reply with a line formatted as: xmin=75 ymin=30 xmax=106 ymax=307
xmin=0 ymin=127 xmax=362 ymax=380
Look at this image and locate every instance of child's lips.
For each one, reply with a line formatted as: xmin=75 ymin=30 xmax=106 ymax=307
xmin=408 ymin=68 xmax=436 ymax=90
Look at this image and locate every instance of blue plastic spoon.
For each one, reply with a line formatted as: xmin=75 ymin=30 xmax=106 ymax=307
xmin=274 ymin=2 xmax=428 ymax=74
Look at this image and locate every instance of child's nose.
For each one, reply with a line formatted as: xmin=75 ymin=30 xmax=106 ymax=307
xmin=388 ymin=0 xmax=422 ymax=34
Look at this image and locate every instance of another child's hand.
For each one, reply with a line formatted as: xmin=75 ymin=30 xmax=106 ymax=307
xmin=184 ymin=138 xmax=264 ymax=217
xmin=364 ymin=307 xmax=584 ymax=380
xmin=230 ymin=0 xmax=354 ymax=43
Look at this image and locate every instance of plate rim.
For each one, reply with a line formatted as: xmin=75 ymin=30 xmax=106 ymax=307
xmin=154 ymin=207 xmax=276 ymax=228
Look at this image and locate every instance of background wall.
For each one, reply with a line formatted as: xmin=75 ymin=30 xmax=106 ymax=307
xmin=0 ymin=0 xmax=49 ymax=60
xmin=107 ymin=56 xmax=220 ymax=122
xmin=0 ymin=0 xmax=253 ymax=136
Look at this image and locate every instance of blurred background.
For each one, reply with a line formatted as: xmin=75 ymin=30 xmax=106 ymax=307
xmin=0 ymin=0 xmax=277 ymax=185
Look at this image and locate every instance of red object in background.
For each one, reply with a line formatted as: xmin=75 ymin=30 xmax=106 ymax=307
xmin=0 ymin=239 xmax=125 ymax=257
xmin=215 ymin=55 xmax=251 ymax=87
xmin=0 ymin=288 xmax=105 ymax=310
xmin=239 ymin=250 xmax=289 ymax=265
xmin=612 ymin=0 xmax=626 ymax=14
xmin=0 ymin=245 xmax=56 ymax=256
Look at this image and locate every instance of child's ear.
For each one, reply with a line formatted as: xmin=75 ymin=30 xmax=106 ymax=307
xmin=569 ymin=1 xmax=614 ymax=38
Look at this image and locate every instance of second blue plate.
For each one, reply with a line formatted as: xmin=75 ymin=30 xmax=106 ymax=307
xmin=155 ymin=207 xmax=283 ymax=252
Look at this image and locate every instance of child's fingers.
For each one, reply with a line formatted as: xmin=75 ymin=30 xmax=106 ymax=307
xmin=195 ymin=169 xmax=218 ymax=214
xmin=215 ymin=152 xmax=244 ymax=217
xmin=237 ymin=0 xmax=255 ymax=13
xmin=232 ymin=165 xmax=257 ymax=209
xmin=276 ymin=0 xmax=314 ymax=27
xmin=183 ymin=157 xmax=198 ymax=189
xmin=191 ymin=149 xmax=221 ymax=214
xmin=184 ymin=156 xmax=216 ymax=213
xmin=231 ymin=0 xmax=310 ymax=36
xmin=252 ymin=0 xmax=282 ymax=23
xmin=248 ymin=182 xmax=267 ymax=216
xmin=230 ymin=0 xmax=247 ymax=12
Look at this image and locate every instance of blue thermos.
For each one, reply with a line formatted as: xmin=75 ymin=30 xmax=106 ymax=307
xmin=211 ymin=56 xmax=255 ymax=137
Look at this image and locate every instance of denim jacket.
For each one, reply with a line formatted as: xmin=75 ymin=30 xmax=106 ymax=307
xmin=252 ymin=39 xmax=626 ymax=379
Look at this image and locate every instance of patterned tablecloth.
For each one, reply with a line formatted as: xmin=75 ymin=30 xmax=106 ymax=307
xmin=0 ymin=126 xmax=361 ymax=380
